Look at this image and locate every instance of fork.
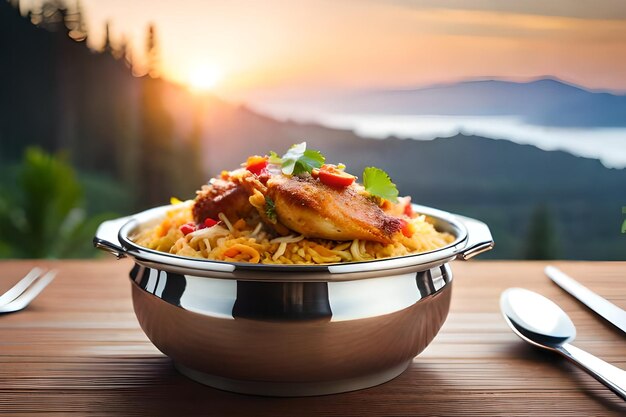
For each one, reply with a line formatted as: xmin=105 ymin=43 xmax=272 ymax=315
xmin=0 ymin=268 xmax=57 ymax=314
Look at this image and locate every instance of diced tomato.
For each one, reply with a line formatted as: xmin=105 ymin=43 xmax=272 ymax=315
xmin=180 ymin=222 xmax=196 ymax=235
xmin=197 ymin=217 xmax=218 ymax=230
xmin=246 ymin=155 xmax=268 ymax=175
xmin=403 ymin=201 xmax=413 ymax=217
xmin=399 ymin=219 xmax=415 ymax=238
xmin=204 ymin=217 xmax=218 ymax=228
xmin=316 ymin=164 xmax=356 ymax=188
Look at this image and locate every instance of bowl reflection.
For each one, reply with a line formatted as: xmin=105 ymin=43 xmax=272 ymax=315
xmin=130 ymin=263 xmax=453 ymax=396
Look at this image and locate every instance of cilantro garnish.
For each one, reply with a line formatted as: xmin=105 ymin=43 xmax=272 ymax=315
xmin=363 ymin=167 xmax=399 ymax=203
xmin=268 ymin=151 xmax=282 ymax=165
xmin=270 ymin=142 xmax=325 ymax=175
xmin=265 ymin=196 xmax=276 ymax=221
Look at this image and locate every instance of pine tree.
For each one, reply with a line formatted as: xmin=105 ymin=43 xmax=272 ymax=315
xmin=146 ymin=23 xmax=159 ymax=78
xmin=524 ymin=204 xmax=559 ymax=260
xmin=136 ymin=24 xmax=176 ymax=207
xmin=103 ymin=20 xmax=113 ymax=53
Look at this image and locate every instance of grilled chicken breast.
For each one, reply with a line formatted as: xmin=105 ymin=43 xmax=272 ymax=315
xmin=193 ymin=178 xmax=253 ymax=223
xmin=266 ymin=175 xmax=403 ymax=243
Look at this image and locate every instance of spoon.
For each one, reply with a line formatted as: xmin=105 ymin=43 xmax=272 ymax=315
xmin=500 ymin=288 xmax=626 ymax=401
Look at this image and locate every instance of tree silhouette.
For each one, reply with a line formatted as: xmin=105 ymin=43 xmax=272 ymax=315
xmin=137 ymin=24 xmax=175 ymax=206
xmin=524 ymin=204 xmax=559 ymax=260
xmin=0 ymin=1 xmax=203 ymax=212
xmin=146 ymin=23 xmax=160 ymax=78
xmin=103 ymin=20 xmax=113 ymax=53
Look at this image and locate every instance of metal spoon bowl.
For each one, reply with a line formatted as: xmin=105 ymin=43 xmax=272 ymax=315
xmin=500 ymin=288 xmax=626 ymax=401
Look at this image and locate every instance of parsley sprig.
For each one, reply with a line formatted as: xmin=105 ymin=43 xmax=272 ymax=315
xmin=265 ymin=196 xmax=276 ymax=221
xmin=270 ymin=142 xmax=325 ymax=175
xmin=363 ymin=167 xmax=399 ymax=203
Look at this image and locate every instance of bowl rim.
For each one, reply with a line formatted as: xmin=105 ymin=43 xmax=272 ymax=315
xmin=114 ymin=203 xmax=471 ymax=275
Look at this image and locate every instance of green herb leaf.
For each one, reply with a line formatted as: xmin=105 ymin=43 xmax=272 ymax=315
xmin=265 ymin=196 xmax=276 ymax=222
xmin=279 ymin=142 xmax=325 ymax=175
xmin=294 ymin=149 xmax=325 ymax=175
xmin=268 ymin=151 xmax=282 ymax=165
xmin=362 ymin=167 xmax=399 ymax=203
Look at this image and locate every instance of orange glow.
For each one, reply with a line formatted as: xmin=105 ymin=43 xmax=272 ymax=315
xmin=187 ymin=65 xmax=222 ymax=92
xmin=24 ymin=0 xmax=626 ymax=99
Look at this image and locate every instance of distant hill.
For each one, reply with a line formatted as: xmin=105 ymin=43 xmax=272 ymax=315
xmin=323 ymin=78 xmax=626 ymax=127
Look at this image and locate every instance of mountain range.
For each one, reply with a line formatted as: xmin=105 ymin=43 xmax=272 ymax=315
xmin=319 ymin=78 xmax=626 ymax=127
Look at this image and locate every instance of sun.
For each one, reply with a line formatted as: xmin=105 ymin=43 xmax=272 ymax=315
xmin=188 ymin=65 xmax=222 ymax=92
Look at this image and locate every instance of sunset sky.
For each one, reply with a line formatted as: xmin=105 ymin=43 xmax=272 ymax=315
xmin=21 ymin=0 xmax=626 ymax=100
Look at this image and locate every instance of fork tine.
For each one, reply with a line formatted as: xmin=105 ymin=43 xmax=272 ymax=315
xmin=0 ymin=267 xmax=43 ymax=307
xmin=0 ymin=270 xmax=57 ymax=314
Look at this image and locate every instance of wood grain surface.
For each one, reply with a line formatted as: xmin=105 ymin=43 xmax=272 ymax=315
xmin=0 ymin=260 xmax=624 ymax=416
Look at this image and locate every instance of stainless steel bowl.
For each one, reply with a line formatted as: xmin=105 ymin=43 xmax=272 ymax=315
xmin=94 ymin=204 xmax=493 ymax=396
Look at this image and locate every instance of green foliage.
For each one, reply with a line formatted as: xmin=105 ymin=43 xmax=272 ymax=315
xmin=0 ymin=148 xmax=115 ymax=258
xmin=265 ymin=196 xmax=276 ymax=222
xmin=622 ymin=207 xmax=626 ymax=234
xmin=274 ymin=142 xmax=325 ymax=175
xmin=268 ymin=151 xmax=282 ymax=165
xmin=81 ymin=174 xmax=135 ymax=215
xmin=363 ymin=167 xmax=399 ymax=203
xmin=523 ymin=204 xmax=560 ymax=260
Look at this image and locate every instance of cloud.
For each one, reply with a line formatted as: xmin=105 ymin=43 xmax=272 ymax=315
xmin=387 ymin=0 xmax=626 ymax=20
xmin=400 ymin=8 xmax=626 ymax=43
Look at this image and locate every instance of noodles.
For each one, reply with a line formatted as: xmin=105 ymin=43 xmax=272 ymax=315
xmin=272 ymin=242 xmax=288 ymax=261
xmin=132 ymin=205 xmax=455 ymax=265
xmin=135 ymin=145 xmax=458 ymax=264
xmin=218 ymin=212 xmax=234 ymax=233
xmin=270 ymin=235 xmax=305 ymax=244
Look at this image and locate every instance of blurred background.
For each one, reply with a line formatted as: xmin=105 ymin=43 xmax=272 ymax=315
xmin=1 ymin=0 xmax=625 ymax=259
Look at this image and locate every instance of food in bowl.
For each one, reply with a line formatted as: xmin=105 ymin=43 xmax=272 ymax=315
xmin=93 ymin=143 xmax=494 ymax=396
xmin=133 ymin=142 xmax=454 ymax=265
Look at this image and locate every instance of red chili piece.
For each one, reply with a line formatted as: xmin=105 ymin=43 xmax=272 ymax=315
xmin=315 ymin=164 xmax=356 ymax=188
xmin=180 ymin=222 xmax=196 ymax=235
xmin=404 ymin=202 xmax=413 ymax=217
xmin=204 ymin=218 xmax=218 ymax=227
xmin=399 ymin=219 xmax=414 ymax=238
xmin=246 ymin=155 xmax=268 ymax=175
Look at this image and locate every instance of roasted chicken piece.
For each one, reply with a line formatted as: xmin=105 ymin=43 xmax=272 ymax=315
xmin=234 ymin=169 xmax=291 ymax=236
xmin=193 ymin=178 xmax=253 ymax=223
xmin=266 ymin=175 xmax=403 ymax=243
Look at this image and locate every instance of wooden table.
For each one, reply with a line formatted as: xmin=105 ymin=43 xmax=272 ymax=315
xmin=0 ymin=260 xmax=624 ymax=416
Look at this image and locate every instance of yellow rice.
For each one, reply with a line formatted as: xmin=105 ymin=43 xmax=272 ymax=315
xmin=132 ymin=202 xmax=455 ymax=265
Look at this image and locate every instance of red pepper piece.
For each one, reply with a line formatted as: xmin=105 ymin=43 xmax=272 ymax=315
xmin=399 ymin=219 xmax=415 ymax=238
xmin=180 ymin=222 xmax=196 ymax=235
xmin=204 ymin=218 xmax=218 ymax=228
xmin=246 ymin=155 xmax=268 ymax=175
xmin=404 ymin=202 xmax=413 ymax=217
xmin=316 ymin=164 xmax=356 ymax=188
